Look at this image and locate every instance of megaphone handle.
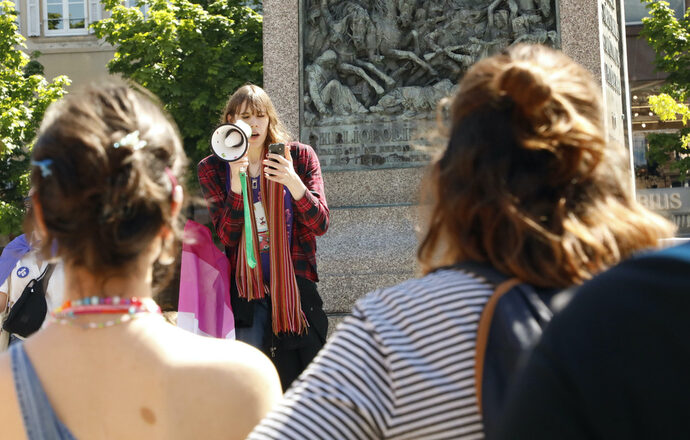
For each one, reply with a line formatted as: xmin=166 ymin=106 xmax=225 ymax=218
xmin=239 ymin=171 xmax=257 ymax=269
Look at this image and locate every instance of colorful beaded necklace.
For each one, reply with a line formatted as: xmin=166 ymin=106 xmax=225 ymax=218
xmin=50 ymin=296 xmax=162 ymax=329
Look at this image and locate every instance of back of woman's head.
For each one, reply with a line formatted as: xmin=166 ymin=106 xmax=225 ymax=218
xmin=221 ymin=84 xmax=291 ymax=145
xmin=29 ymin=81 xmax=187 ymax=278
xmin=419 ymin=44 xmax=674 ymax=287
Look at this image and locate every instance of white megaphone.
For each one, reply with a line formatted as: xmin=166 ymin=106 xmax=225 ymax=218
xmin=209 ymin=120 xmax=252 ymax=162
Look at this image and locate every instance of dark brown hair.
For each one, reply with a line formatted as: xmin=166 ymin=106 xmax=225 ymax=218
xmin=418 ymin=44 xmax=674 ymax=287
xmin=28 ymin=81 xmax=188 ymax=287
xmin=220 ymin=84 xmax=291 ymax=148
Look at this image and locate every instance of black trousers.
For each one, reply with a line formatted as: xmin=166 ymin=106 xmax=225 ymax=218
xmin=231 ymin=276 xmax=328 ymax=390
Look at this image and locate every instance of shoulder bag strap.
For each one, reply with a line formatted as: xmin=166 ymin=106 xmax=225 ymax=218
xmin=34 ymin=263 xmax=50 ymax=281
xmin=474 ymin=276 xmax=522 ymax=415
xmin=35 ymin=263 xmax=56 ymax=295
xmin=443 ymin=261 xmax=526 ymax=413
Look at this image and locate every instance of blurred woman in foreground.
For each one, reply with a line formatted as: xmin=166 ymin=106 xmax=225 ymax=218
xmin=0 ymin=82 xmax=281 ymax=440
xmin=248 ymin=44 xmax=674 ymax=439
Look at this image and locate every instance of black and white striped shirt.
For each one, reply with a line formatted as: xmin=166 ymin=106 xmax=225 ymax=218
xmin=249 ymin=268 xmax=494 ymax=440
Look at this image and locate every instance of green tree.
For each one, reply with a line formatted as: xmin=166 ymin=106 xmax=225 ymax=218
xmin=92 ymin=0 xmax=263 ymax=174
xmin=640 ymin=0 xmax=690 ymax=179
xmin=0 ymin=0 xmax=69 ymax=237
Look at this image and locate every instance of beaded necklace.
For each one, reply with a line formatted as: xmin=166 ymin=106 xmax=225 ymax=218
xmin=50 ymin=296 xmax=162 ymax=329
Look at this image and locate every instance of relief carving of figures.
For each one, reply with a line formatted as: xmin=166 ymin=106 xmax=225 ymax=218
xmin=370 ymin=79 xmax=456 ymax=118
xmin=487 ymin=0 xmax=558 ymax=44
xmin=302 ymin=0 xmax=557 ymax=119
xmin=305 ymin=49 xmax=368 ymax=124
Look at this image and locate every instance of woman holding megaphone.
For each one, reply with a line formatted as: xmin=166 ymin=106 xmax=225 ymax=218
xmin=198 ymin=84 xmax=330 ymax=390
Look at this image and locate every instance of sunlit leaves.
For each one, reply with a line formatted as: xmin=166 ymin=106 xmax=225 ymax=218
xmin=641 ymin=0 xmax=690 ymax=177
xmin=0 ymin=0 xmax=69 ymax=236
xmin=648 ymin=93 xmax=690 ymax=124
xmin=92 ymin=0 xmax=262 ymax=173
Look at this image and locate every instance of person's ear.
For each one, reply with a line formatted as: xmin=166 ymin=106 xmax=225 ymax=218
xmin=31 ymin=192 xmax=48 ymax=240
xmin=171 ymin=185 xmax=183 ymax=218
xmin=157 ymin=202 xmax=181 ymax=265
xmin=158 ymin=184 xmax=182 ymax=242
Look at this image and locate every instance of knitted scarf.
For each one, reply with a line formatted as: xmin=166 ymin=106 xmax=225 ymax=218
xmin=234 ymin=154 xmax=308 ymax=335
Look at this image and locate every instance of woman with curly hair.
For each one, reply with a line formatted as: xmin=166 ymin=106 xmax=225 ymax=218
xmin=0 ymin=82 xmax=281 ymax=440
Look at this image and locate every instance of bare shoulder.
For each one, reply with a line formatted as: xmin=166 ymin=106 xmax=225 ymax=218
xmin=0 ymin=351 xmax=29 ymax=439
xmin=158 ymin=326 xmax=282 ymax=439
xmin=161 ymin=324 xmax=277 ymax=375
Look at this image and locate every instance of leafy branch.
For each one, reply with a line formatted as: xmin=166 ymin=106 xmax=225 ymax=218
xmin=640 ymin=0 xmax=690 ymax=179
xmin=0 ymin=0 xmax=69 ymax=236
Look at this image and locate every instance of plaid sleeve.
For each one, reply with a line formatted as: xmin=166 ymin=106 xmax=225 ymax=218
xmin=292 ymin=144 xmax=330 ymax=236
xmin=197 ymin=156 xmax=244 ymax=248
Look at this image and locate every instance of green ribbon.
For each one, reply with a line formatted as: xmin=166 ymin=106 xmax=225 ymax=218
xmin=240 ymin=171 xmax=257 ymax=268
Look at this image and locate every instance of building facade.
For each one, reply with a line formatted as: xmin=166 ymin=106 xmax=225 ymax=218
xmin=625 ymin=0 xmax=690 ymax=235
xmin=626 ymin=0 xmax=688 ymax=188
xmin=11 ymin=0 xmax=120 ymax=87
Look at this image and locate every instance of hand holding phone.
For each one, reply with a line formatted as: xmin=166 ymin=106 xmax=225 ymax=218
xmin=263 ymin=143 xmax=306 ymax=199
xmin=266 ymin=143 xmax=285 ymax=170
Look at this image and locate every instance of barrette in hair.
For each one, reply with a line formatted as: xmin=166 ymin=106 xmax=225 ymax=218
xmin=113 ymin=130 xmax=147 ymax=150
xmin=31 ymin=159 xmax=53 ymax=177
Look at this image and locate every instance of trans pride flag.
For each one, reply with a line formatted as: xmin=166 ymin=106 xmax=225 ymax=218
xmin=177 ymin=220 xmax=235 ymax=339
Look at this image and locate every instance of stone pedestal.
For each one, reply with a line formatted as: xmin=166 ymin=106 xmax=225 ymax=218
xmin=264 ymin=0 xmax=631 ymax=336
xmin=316 ymin=168 xmax=423 ymax=316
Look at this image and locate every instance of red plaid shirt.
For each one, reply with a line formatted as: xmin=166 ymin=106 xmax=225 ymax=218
xmin=197 ymin=142 xmax=329 ymax=282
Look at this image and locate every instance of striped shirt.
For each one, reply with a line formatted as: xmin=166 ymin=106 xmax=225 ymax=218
xmin=248 ymin=268 xmax=494 ymax=440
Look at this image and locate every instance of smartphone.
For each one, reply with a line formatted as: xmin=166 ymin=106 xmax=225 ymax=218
xmin=268 ymin=142 xmax=285 ymax=157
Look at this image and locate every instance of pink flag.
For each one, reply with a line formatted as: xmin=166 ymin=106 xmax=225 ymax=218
xmin=177 ymin=220 xmax=235 ymax=339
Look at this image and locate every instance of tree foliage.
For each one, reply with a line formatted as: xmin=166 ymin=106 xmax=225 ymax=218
xmin=640 ymin=0 xmax=690 ymax=179
xmin=0 ymin=1 xmax=69 ymax=237
xmin=92 ymin=0 xmax=263 ymax=174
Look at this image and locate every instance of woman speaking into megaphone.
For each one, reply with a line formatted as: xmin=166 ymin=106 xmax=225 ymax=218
xmin=198 ymin=84 xmax=330 ymax=390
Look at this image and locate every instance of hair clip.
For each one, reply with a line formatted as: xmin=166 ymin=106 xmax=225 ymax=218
xmin=113 ymin=130 xmax=147 ymax=150
xmin=31 ymin=159 xmax=53 ymax=177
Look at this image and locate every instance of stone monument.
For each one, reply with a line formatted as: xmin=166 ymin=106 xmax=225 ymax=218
xmin=263 ymin=0 xmax=630 ymax=332
xmin=559 ymin=0 xmax=633 ymax=166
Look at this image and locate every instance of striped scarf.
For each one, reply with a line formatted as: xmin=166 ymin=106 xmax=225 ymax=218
xmin=235 ymin=157 xmax=308 ymax=335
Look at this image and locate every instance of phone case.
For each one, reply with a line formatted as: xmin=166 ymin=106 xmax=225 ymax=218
xmin=268 ymin=143 xmax=285 ymax=156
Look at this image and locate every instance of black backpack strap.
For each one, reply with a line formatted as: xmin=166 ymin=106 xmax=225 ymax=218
xmin=36 ymin=263 xmax=56 ymax=296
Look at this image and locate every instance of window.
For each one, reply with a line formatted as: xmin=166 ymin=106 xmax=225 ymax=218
xmin=625 ymin=0 xmax=686 ymax=24
xmin=633 ymin=132 xmax=648 ymax=167
xmin=45 ymin=0 xmax=86 ymax=34
xmin=39 ymin=0 xmax=100 ymax=36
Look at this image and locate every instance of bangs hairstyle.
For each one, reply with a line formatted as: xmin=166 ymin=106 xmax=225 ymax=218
xmin=418 ymin=44 xmax=674 ymax=288
xmin=221 ymin=84 xmax=291 ymax=147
